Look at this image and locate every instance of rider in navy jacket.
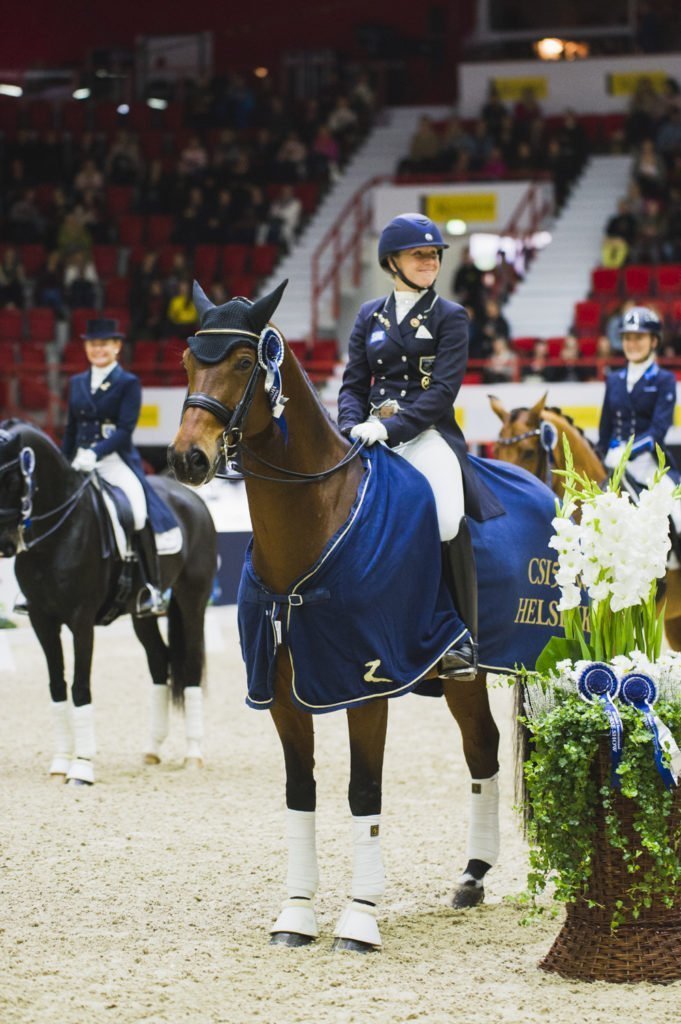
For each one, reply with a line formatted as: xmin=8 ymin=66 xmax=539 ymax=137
xmin=62 ymin=318 xmax=176 ymax=616
xmin=338 ymin=214 xmax=502 ymax=682
xmin=597 ymin=305 xmax=680 ymax=487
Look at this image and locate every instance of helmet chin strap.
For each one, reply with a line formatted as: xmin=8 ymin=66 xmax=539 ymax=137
xmin=388 ymin=258 xmax=422 ymax=291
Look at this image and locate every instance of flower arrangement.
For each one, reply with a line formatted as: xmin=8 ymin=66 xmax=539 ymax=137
xmin=521 ymin=438 xmax=681 ymax=932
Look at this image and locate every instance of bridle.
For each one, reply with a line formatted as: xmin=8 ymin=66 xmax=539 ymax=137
xmin=496 ymin=419 xmax=558 ymax=488
xmin=0 ymin=442 xmax=94 ymax=550
xmin=181 ymin=354 xmax=365 ymax=486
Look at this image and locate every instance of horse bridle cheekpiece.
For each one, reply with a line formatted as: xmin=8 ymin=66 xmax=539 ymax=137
xmin=183 ymin=279 xmax=290 ymax=451
xmin=0 ymin=431 xmax=35 ymax=530
xmin=497 ymin=416 xmax=559 ymax=487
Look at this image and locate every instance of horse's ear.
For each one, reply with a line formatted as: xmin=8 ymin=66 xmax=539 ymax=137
xmin=192 ymin=280 xmax=215 ymax=320
xmin=248 ymin=279 xmax=288 ymax=332
xmin=529 ymin=391 xmax=547 ymax=422
xmin=488 ymin=394 xmax=509 ymax=424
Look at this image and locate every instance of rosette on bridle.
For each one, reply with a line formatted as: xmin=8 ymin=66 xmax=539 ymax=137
xmin=578 ymin=663 xmax=623 ymax=787
xmin=183 ymin=279 xmax=289 ymax=432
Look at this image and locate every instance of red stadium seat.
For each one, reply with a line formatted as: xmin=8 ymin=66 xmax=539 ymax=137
xmin=511 ymin=336 xmax=538 ymax=353
xmin=591 ymin=267 xmax=620 ymax=300
xmin=26 ymin=308 xmax=56 ymax=342
xmin=101 ymin=307 xmax=131 ymax=336
xmin=93 ymin=245 xmax=119 ymax=278
xmin=105 ymin=186 xmax=134 ymax=217
xmin=60 ymin=101 xmax=88 ymax=136
xmin=104 ymin=277 xmax=131 ymax=307
xmin=251 ymin=244 xmax=278 ymax=277
xmin=309 ymin=340 xmax=338 ymax=361
xmin=61 ymin=341 xmax=88 ymax=371
xmin=0 ymin=308 xmax=23 ymax=340
xmin=119 ymin=215 xmax=144 ymax=247
xmin=222 ymin=245 xmax=249 ymax=276
xmin=623 ymin=264 xmax=653 ymax=299
xmin=20 ymin=244 xmax=46 ymax=277
xmin=229 ymin=274 xmax=256 ymax=298
xmin=193 ymin=245 xmax=220 ymax=281
xmin=573 ymin=301 xmax=602 ymax=334
xmin=545 ymin=337 xmax=564 ymax=358
xmin=146 ymin=215 xmax=174 ymax=247
xmin=288 ymin=341 xmax=308 ymax=361
xmin=670 ymin=300 xmax=681 ymax=324
xmin=130 ymin=340 xmax=159 ymax=371
xmin=579 ymin=336 xmax=598 ymax=357
xmin=157 ymin=244 xmax=186 ymax=275
xmin=69 ymin=308 xmax=100 ymax=339
xmin=654 ymin=264 xmax=681 ymax=298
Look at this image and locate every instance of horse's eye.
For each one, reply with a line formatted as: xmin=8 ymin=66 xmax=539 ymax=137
xmin=237 ymin=356 xmax=254 ymax=372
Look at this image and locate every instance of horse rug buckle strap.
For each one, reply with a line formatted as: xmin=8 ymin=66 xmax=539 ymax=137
xmin=241 ymin=583 xmax=330 ymax=608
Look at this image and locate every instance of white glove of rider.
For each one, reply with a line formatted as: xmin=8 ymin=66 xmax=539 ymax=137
xmin=604 ymin=443 xmax=626 ymax=471
xmin=350 ymin=420 xmax=388 ymax=446
xmin=71 ymin=447 xmax=97 ymax=472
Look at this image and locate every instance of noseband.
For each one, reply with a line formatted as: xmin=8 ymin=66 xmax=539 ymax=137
xmin=181 ymin=355 xmax=364 ymax=485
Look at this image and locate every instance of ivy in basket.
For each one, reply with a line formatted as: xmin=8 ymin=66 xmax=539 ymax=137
xmin=520 ymin=437 xmax=681 ymax=928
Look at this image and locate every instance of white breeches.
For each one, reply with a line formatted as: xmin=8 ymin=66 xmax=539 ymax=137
xmin=393 ymin=428 xmax=465 ymax=541
xmin=624 ymin=454 xmax=681 ymax=533
xmin=96 ymin=453 xmax=147 ymax=531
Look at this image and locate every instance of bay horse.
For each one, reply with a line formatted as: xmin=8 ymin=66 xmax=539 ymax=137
xmin=490 ymin=391 xmax=681 ymax=651
xmin=0 ymin=419 xmax=217 ymax=783
xmin=168 ymin=281 xmax=562 ymax=952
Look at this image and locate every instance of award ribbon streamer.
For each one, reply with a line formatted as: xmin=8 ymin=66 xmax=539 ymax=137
xmin=578 ymin=663 xmax=623 ymax=788
xmin=620 ymin=673 xmax=677 ymax=790
xmin=258 ymin=327 xmax=288 ymax=428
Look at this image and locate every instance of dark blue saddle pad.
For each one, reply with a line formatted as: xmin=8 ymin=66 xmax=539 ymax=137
xmin=98 ymin=478 xmax=135 ymax=540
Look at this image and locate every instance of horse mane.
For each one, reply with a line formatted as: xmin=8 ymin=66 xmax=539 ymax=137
xmin=0 ymin=418 xmax=65 ymax=459
xmin=509 ymin=405 xmax=596 ymax=452
xmin=284 ymin=340 xmax=347 ymax=443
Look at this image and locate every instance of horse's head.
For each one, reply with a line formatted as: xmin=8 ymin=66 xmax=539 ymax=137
xmin=168 ymin=279 xmax=289 ymax=485
xmin=0 ymin=424 xmax=30 ymax=556
xmin=490 ymin=392 xmax=548 ymax=475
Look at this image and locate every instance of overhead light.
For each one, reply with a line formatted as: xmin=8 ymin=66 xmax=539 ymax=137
xmin=254 ymin=66 xmax=269 ymax=79
xmin=534 ymin=37 xmax=589 ymax=61
xmin=73 ymin=87 xmax=91 ymax=100
xmin=0 ymin=84 xmax=23 ymax=97
xmin=117 ymin=103 xmax=130 ymax=115
xmin=446 ymin=219 xmax=468 ymax=236
xmin=147 ymin=97 xmax=168 ymax=110
xmin=532 ymin=230 xmax=552 ymax=249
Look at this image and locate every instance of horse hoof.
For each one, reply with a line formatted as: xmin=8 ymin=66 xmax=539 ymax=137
xmin=66 ymin=777 xmax=93 ymax=787
xmin=143 ymin=752 xmax=161 ymax=765
xmin=331 ymin=937 xmax=379 ymax=954
xmin=270 ymin=931 xmax=316 ymax=948
xmin=49 ymin=773 xmax=67 ymax=783
xmin=183 ymin=756 xmax=204 ymax=769
xmin=451 ymin=883 xmax=485 ymax=909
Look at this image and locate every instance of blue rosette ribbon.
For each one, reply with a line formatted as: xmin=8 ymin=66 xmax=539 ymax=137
xmin=620 ymin=673 xmax=678 ymax=789
xmin=258 ymin=327 xmax=288 ymax=425
xmin=578 ymin=663 xmax=623 ymax=788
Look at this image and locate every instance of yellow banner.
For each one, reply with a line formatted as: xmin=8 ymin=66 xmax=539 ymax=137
xmin=491 ymin=76 xmax=548 ymax=101
xmin=139 ymin=404 xmax=160 ymax=429
xmin=607 ymin=71 xmax=668 ymax=96
xmin=560 ymin=405 xmax=600 ymax=430
xmin=425 ymin=192 xmax=497 ymax=223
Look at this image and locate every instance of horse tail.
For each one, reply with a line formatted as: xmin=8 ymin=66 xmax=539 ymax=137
xmin=167 ymin=595 xmax=205 ymax=705
xmin=514 ymin=678 xmax=533 ymax=832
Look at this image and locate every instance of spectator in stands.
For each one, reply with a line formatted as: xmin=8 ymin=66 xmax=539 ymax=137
xmin=327 ymin=95 xmax=359 ymax=153
xmin=7 ymin=188 xmax=45 ymax=244
xmin=203 ymin=188 xmax=236 ymax=244
xmin=63 ymin=250 xmax=99 ymax=309
xmin=139 ymin=158 xmax=176 ymax=214
xmin=35 ymin=250 xmax=65 ymax=317
xmin=57 ymin=209 xmax=93 ymax=257
xmin=106 ymin=130 xmax=144 ymax=186
xmin=480 ymin=83 xmax=508 ymax=142
xmin=77 ymin=191 xmax=109 ymax=244
xmin=166 ymin=279 xmax=198 ymax=337
xmin=554 ymin=334 xmax=588 ymax=382
xmin=164 ymin=251 xmax=191 ymax=301
xmin=267 ymin=184 xmax=302 ymax=251
xmin=595 ymin=334 xmax=613 ymax=373
xmin=480 ymin=145 xmax=508 ymax=179
xmin=543 ymin=137 xmax=575 ymax=208
xmin=465 ymin=303 xmax=490 ymax=360
xmin=665 ymin=185 xmax=681 ymax=259
xmin=605 ymin=299 xmax=637 ymax=354
xmin=600 ymin=234 xmax=629 ymax=269
xmin=626 ymin=77 xmax=666 ymax=146
xmin=403 ymin=115 xmax=441 ymax=173
xmin=469 ymin=118 xmax=494 ymax=171
xmin=492 ymin=250 xmax=520 ymax=302
xmin=555 ymin=109 xmax=588 ymax=181
xmin=73 ymin=158 xmax=104 ymax=198
xmin=310 ymin=123 xmax=340 ymax=181
xmin=273 ymin=131 xmax=309 ymax=182
xmin=0 ymin=247 xmax=26 ymax=308
xmin=632 ymin=197 xmax=668 ymax=262
xmin=509 ymin=140 xmax=535 ymax=176
xmin=479 ymin=297 xmax=511 ymax=353
xmin=512 ymin=87 xmax=543 ymax=144
xmin=349 ymin=72 xmax=375 ymax=130
xmin=438 ymin=116 xmax=474 ymax=171
xmin=521 ymin=338 xmax=550 ymax=382
xmin=452 ymin=249 xmax=485 ymax=316
xmin=605 ymin=197 xmax=638 ymax=247
xmin=174 ymin=186 xmax=206 ymax=246
xmin=135 ymin=279 xmax=166 ymax=340
xmin=177 ymin=135 xmax=208 ymax=179
xmin=632 ymin=138 xmax=667 ymax=198
xmin=482 ymin=335 xmax=518 ymax=384
xmin=656 ymin=106 xmax=681 ymax=159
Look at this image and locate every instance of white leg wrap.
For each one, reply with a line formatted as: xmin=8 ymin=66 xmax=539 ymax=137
xmin=465 ymin=773 xmax=500 ymax=867
xmin=286 ymin=809 xmax=319 ymax=900
xmin=72 ymin=704 xmax=97 ymax=759
xmin=148 ymin=684 xmax=170 ymax=754
xmin=183 ymin=687 xmax=203 ymax=760
xmin=50 ymin=701 xmax=73 ymax=775
xmin=351 ymin=814 xmax=385 ymax=905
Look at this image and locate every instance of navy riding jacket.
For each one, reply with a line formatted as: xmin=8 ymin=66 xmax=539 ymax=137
xmin=337 ymin=288 xmax=503 ymax=520
xmin=62 ymin=364 xmax=176 ymax=532
xmin=597 ymin=362 xmax=679 ymax=479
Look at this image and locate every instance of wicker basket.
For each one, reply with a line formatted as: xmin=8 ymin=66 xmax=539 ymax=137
xmin=540 ymin=738 xmax=681 ymax=984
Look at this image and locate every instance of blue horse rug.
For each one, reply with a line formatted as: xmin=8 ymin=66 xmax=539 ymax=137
xmin=238 ymin=445 xmax=564 ymax=714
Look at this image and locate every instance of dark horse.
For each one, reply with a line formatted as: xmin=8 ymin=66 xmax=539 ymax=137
xmin=167 ymin=281 xmax=526 ymax=953
xmin=0 ymin=420 xmax=217 ymax=784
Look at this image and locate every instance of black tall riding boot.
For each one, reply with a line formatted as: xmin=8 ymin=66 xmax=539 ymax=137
xmin=439 ymin=518 xmax=479 ymax=681
xmin=133 ymin=521 xmax=168 ymax=618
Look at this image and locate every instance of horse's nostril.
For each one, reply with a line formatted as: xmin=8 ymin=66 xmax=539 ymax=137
xmin=189 ymin=448 xmax=209 ymax=472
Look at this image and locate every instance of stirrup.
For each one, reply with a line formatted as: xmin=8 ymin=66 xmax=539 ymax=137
xmin=13 ymin=594 xmax=30 ymax=616
xmin=439 ymin=638 xmax=478 ymax=681
xmin=135 ymin=585 xmax=169 ymax=618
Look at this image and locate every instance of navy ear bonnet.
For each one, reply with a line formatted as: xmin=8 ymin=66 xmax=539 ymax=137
xmin=187 ymin=279 xmax=288 ymax=364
